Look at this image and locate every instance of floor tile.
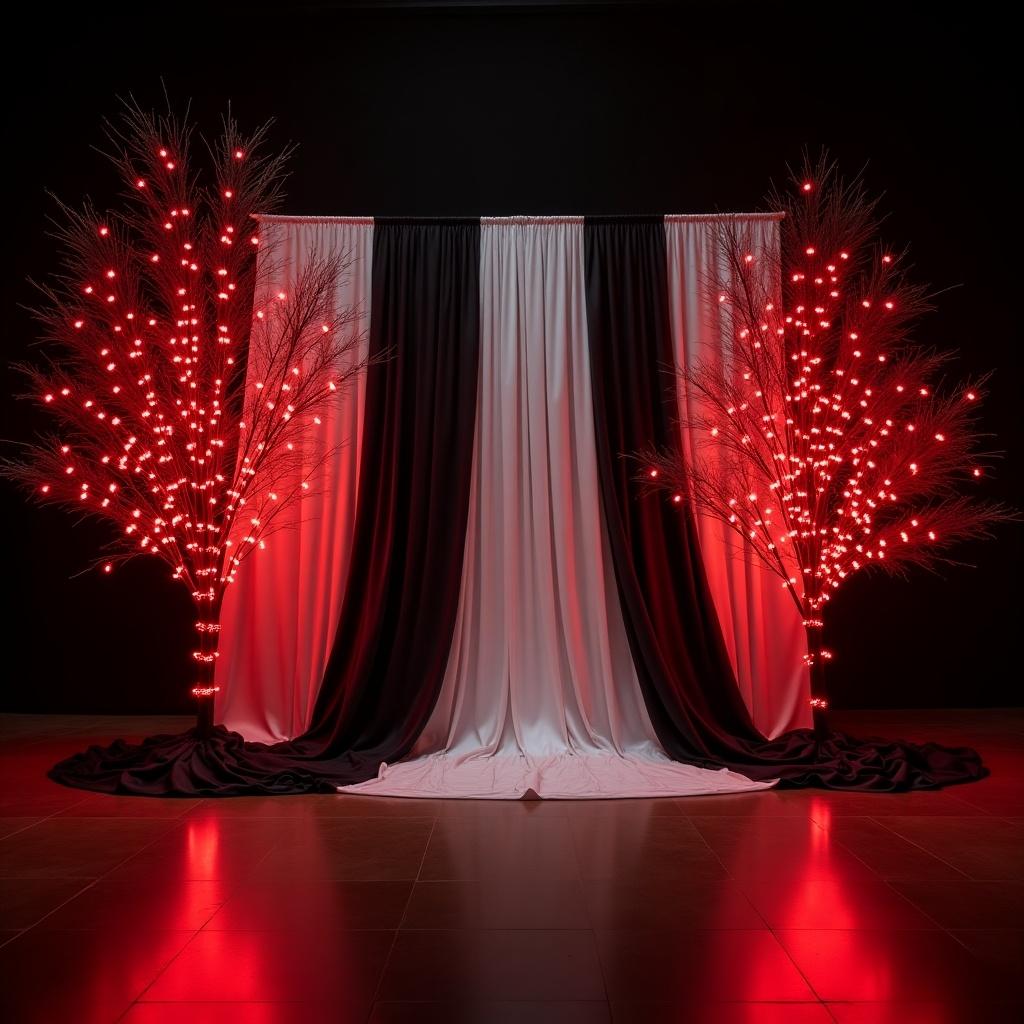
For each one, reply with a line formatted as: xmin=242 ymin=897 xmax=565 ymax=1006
xmin=561 ymin=798 xmax=685 ymax=822
xmin=571 ymin=815 xmax=728 ymax=882
xmin=777 ymin=928 xmax=1017 ymax=1001
xmin=253 ymin=818 xmax=433 ymax=881
xmin=890 ymin=880 xmax=1024 ymax=928
xmin=583 ymin=878 xmax=764 ymax=930
xmin=779 ymin=789 xmax=989 ymax=820
xmin=143 ymin=928 xmax=394 ymax=1005
xmin=0 ymin=786 xmax=87 ymax=817
xmin=207 ymin=880 xmax=412 ymax=930
xmin=879 ymin=818 xmax=1024 ymax=880
xmin=121 ymin=1005 xmax=359 ymax=1024
xmin=595 ymin=929 xmax=815 ymax=1002
xmin=674 ymin=791 xmax=812 ymax=818
xmin=0 ymin=928 xmax=194 ymax=1024
xmin=420 ymin=818 xmax=580 ymax=881
xmin=369 ymin=1000 xmax=612 ymax=1023
xmin=691 ymin=816 xmax=876 ymax=884
xmin=56 ymin=795 xmax=202 ymax=819
xmin=105 ymin=818 xmax=288 ymax=883
xmin=948 ymin=927 xmax=1024 ymax=975
xmin=403 ymin=879 xmax=590 ymax=929
xmin=612 ymin=1004 xmax=834 ymax=1024
xmin=0 ymin=818 xmax=42 ymax=840
xmin=37 ymin=878 xmax=230 ymax=931
xmin=826 ymin=1002 xmax=1024 ymax=1023
xmin=186 ymin=794 xmax=440 ymax=820
xmin=955 ymin=789 xmax=1024 ymax=816
xmin=379 ymin=929 xmax=605 ymax=1001
xmin=0 ymin=818 xmax=173 ymax=878
xmin=0 ymin=877 xmax=91 ymax=929
xmin=736 ymin=875 xmax=937 ymax=929
xmin=824 ymin=817 xmax=966 ymax=880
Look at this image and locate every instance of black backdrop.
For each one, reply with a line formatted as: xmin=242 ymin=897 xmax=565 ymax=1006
xmin=4 ymin=1 xmax=1020 ymax=715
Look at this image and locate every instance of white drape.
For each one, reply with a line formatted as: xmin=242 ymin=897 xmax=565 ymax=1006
xmin=342 ymin=217 xmax=770 ymax=798
xmin=664 ymin=216 xmax=811 ymax=737
xmin=216 ymin=218 xmax=373 ymax=743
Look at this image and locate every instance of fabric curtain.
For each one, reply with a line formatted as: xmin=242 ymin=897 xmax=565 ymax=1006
xmin=49 ymin=218 xmax=482 ymax=795
xmin=664 ymin=215 xmax=810 ymax=738
xmin=343 ymin=217 xmax=767 ymax=798
xmin=216 ymin=217 xmax=373 ymax=743
xmin=49 ymin=213 xmax=985 ymax=797
xmin=296 ymin=218 xmax=482 ymax=774
xmin=584 ymin=217 xmax=767 ymax=761
xmin=585 ymin=217 xmax=987 ymax=789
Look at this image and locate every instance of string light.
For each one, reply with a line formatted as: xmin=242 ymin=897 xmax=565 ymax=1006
xmin=643 ymin=157 xmax=1002 ymax=727
xmin=6 ymin=101 xmax=369 ymax=716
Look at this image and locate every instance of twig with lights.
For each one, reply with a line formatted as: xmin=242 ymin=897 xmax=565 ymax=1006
xmin=641 ymin=156 xmax=1010 ymax=736
xmin=3 ymin=99 xmax=368 ymax=734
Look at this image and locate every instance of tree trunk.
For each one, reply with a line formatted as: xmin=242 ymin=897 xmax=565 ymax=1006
xmin=192 ymin=594 xmax=223 ymax=739
xmin=804 ymin=622 xmax=830 ymax=739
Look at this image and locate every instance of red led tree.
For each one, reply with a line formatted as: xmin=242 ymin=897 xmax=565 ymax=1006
xmin=643 ymin=158 xmax=1007 ymax=737
xmin=4 ymin=101 xmax=365 ymax=734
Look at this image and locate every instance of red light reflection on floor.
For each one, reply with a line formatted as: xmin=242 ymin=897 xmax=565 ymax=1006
xmin=184 ymin=817 xmax=222 ymax=879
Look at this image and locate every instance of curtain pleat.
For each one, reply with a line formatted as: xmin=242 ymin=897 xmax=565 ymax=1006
xmin=584 ymin=217 xmax=988 ymax=790
xmin=299 ymin=218 xmax=482 ymax=771
xmin=50 ymin=218 xmax=482 ymax=795
xmin=48 ymin=213 xmax=987 ymax=797
xmin=216 ymin=218 xmax=373 ymax=743
xmin=664 ymin=217 xmax=810 ymax=737
xmin=584 ymin=217 xmax=766 ymax=758
xmin=342 ymin=216 xmax=767 ymax=798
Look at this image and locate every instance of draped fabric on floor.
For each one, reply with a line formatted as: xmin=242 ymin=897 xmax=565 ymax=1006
xmin=49 ymin=213 xmax=986 ymax=796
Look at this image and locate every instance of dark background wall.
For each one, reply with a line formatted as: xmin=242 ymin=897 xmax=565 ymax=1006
xmin=3 ymin=1 xmax=1020 ymax=714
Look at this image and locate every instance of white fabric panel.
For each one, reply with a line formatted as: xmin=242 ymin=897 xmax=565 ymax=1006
xmin=664 ymin=215 xmax=811 ymax=737
xmin=215 ymin=217 xmax=373 ymax=743
xmin=343 ymin=216 xmax=770 ymax=798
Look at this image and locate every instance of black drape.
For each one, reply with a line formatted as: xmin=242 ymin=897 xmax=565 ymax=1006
xmin=298 ymin=218 xmax=482 ymax=774
xmin=584 ymin=216 xmax=987 ymax=790
xmin=50 ymin=218 xmax=481 ymax=795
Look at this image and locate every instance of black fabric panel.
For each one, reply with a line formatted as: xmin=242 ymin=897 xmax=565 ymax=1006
xmin=300 ymin=218 xmax=482 ymax=771
xmin=50 ymin=218 xmax=481 ymax=795
xmin=583 ymin=217 xmax=986 ymax=790
xmin=584 ymin=218 xmax=762 ymax=753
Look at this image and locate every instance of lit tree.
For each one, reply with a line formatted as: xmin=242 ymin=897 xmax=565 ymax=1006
xmin=642 ymin=158 xmax=1008 ymax=736
xmin=3 ymin=100 xmax=366 ymax=734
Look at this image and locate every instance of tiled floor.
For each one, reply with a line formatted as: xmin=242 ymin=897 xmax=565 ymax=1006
xmin=0 ymin=709 xmax=1021 ymax=1023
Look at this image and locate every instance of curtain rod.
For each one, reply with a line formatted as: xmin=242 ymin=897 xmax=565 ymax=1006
xmin=252 ymin=215 xmax=374 ymax=224
xmin=252 ymin=212 xmax=785 ymax=224
xmin=664 ymin=212 xmax=784 ymax=223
